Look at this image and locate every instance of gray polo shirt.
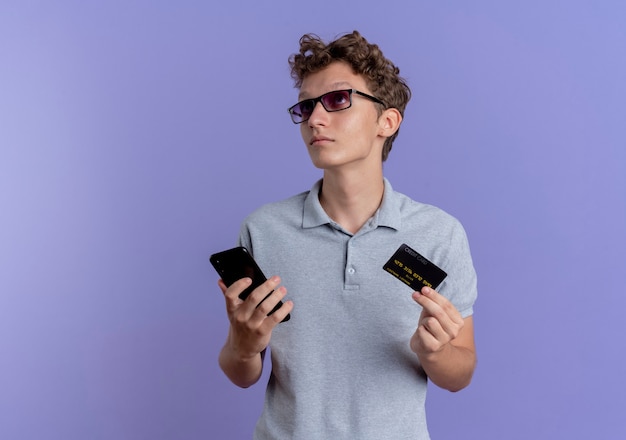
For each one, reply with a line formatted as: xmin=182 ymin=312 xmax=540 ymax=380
xmin=238 ymin=178 xmax=477 ymax=440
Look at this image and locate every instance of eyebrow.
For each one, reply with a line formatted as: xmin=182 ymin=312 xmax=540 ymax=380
xmin=298 ymin=82 xmax=354 ymax=100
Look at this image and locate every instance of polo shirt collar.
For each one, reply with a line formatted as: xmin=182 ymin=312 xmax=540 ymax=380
xmin=302 ymin=179 xmax=328 ymax=228
xmin=302 ymin=178 xmax=401 ymax=231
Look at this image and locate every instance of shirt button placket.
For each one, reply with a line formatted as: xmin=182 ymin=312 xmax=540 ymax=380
xmin=344 ymin=238 xmax=358 ymax=289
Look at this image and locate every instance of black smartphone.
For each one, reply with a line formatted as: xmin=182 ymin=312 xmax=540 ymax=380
xmin=210 ymin=246 xmax=290 ymax=322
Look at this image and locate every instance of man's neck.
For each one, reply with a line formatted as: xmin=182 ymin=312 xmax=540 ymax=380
xmin=318 ymin=168 xmax=385 ymax=235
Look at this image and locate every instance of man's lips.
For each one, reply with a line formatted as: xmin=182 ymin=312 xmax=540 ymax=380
xmin=310 ymin=136 xmax=333 ymax=146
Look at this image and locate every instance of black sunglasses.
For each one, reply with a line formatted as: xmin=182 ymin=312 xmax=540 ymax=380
xmin=288 ymin=89 xmax=385 ymax=124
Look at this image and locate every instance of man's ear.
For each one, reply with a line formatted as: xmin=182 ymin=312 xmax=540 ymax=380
xmin=378 ymin=108 xmax=402 ymax=137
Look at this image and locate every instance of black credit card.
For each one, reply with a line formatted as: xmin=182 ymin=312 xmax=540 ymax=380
xmin=383 ymin=243 xmax=447 ymax=291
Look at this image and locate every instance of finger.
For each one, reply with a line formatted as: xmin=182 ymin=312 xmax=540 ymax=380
xmin=246 ymin=276 xmax=282 ymax=308
xmin=412 ymin=289 xmax=445 ymax=318
xmin=419 ymin=304 xmax=463 ymax=340
xmin=419 ymin=316 xmax=448 ymax=344
xmin=413 ymin=287 xmax=464 ymax=325
xmin=242 ymin=276 xmax=284 ymax=326
xmin=253 ymin=285 xmax=288 ymax=317
xmin=271 ymin=300 xmax=294 ymax=324
xmin=256 ymin=290 xmax=294 ymax=328
xmin=217 ymin=279 xmax=228 ymax=294
xmin=413 ymin=290 xmax=464 ymax=340
xmin=411 ymin=325 xmax=442 ymax=354
xmin=415 ymin=324 xmax=442 ymax=353
xmin=416 ymin=286 xmax=450 ymax=308
xmin=222 ymin=277 xmax=253 ymax=300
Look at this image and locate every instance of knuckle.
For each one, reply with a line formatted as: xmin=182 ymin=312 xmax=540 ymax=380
xmin=255 ymin=300 xmax=274 ymax=315
xmin=251 ymin=283 xmax=272 ymax=300
xmin=425 ymin=317 xmax=438 ymax=328
xmin=441 ymin=301 xmax=454 ymax=313
xmin=226 ymin=287 xmax=244 ymax=301
xmin=268 ymin=311 xmax=284 ymax=324
xmin=233 ymin=312 xmax=250 ymax=327
xmin=429 ymin=308 xmax=445 ymax=321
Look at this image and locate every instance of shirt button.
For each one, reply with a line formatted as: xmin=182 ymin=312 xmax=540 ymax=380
xmin=347 ymin=267 xmax=355 ymax=274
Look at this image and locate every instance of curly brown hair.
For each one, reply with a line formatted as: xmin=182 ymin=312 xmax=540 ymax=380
xmin=289 ymin=31 xmax=411 ymax=161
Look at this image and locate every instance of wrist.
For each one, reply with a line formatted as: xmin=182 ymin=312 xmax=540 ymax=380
xmin=224 ymin=337 xmax=259 ymax=364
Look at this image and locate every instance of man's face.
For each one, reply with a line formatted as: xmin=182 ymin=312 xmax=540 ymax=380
xmin=297 ymin=61 xmax=386 ymax=171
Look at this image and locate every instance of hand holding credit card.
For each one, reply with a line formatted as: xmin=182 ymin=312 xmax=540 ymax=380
xmin=383 ymin=243 xmax=447 ymax=291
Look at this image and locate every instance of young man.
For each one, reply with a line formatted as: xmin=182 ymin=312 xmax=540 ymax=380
xmin=218 ymin=31 xmax=478 ymax=439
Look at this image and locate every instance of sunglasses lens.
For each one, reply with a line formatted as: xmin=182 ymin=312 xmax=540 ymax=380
xmin=289 ymin=90 xmax=353 ymax=123
xmin=290 ymin=100 xmax=314 ymax=123
xmin=298 ymin=100 xmax=315 ymax=121
xmin=321 ymin=90 xmax=351 ymax=111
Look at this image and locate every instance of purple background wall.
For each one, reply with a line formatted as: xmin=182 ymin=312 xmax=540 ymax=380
xmin=1 ymin=1 xmax=625 ymax=439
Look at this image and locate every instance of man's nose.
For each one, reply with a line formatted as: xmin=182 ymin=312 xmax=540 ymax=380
xmin=307 ymin=101 xmax=329 ymax=126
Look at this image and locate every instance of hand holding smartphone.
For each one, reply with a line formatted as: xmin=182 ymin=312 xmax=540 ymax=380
xmin=210 ymin=246 xmax=290 ymax=322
